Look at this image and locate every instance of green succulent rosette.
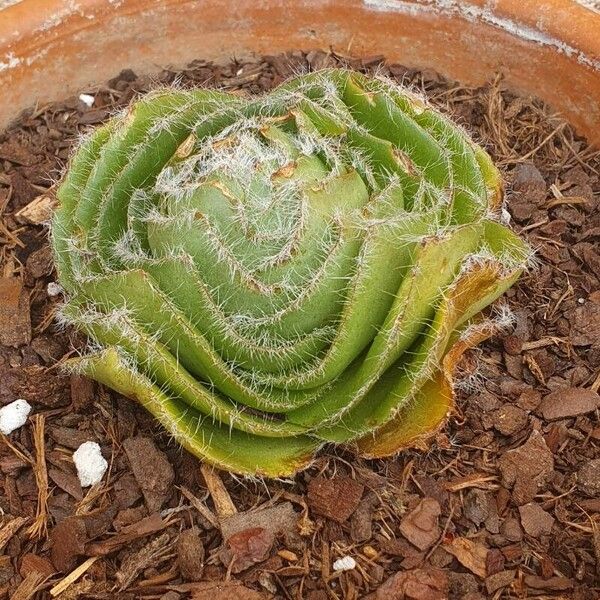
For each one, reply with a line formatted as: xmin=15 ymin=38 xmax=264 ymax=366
xmin=52 ymin=69 xmax=529 ymax=476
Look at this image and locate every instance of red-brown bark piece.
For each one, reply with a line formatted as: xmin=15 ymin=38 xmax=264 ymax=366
xmin=86 ymin=512 xmax=169 ymax=556
xmin=178 ymin=528 xmax=205 ymax=581
xmin=70 ymin=375 xmax=95 ymax=410
xmin=399 ymin=498 xmax=441 ymax=551
xmin=19 ymin=553 xmax=55 ymax=579
xmin=485 ymin=570 xmax=516 ymax=594
xmin=0 ymin=278 xmax=31 ymax=347
xmin=498 ymin=430 xmax=554 ymax=505
xmin=0 ymin=364 xmax=70 ymax=408
xmin=523 ymin=575 xmax=573 ymax=592
xmin=191 ymin=580 xmax=267 ymax=600
xmin=490 ymin=405 xmax=528 ymax=436
xmin=366 ymin=568 xmax=448 ymax=600
xmin=49 ymin=516 xmax=87 ymax=572
xmin=518 ymin=503 xmax=555 ymax=538
xmin=220 ymin=502 xmax=297 ymax=540
xmin=123 ymin=436 xmax=174 ymax=512
xmin=577 ymin=459 xmax=600 ymax=497
xmin=538 ymin=387 xmax=600 ymax=420
xmin=307 ymin=476 xmax=364 ymax=522
xmin=569 ymin=298 xmax=600 ymax=346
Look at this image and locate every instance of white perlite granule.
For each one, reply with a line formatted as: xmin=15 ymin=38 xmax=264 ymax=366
xmin=47 ymin=282 xmax=63 ymax=297
xmin=333 ymin=556 xmax=356 ymax=571
xmin=73 ymin=441 xmax=108 ymax=487
xmin=0 ymin=399 xmax=32 ymax=435
xmin=79 ymin=93 xmax=95 ymax=107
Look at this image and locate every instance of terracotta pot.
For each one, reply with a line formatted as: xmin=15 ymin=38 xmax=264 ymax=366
xmin=0 ymin=0 xmax=599 ymax=142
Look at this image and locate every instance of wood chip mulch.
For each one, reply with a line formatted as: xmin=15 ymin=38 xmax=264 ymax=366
xmin=0 ymin=50 xmax=599 ymax=600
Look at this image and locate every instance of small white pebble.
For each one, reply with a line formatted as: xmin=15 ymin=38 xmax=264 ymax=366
xmin=501 ymin=207 xmax=511 ymax=224
xmin=47 ymin=282 xmax=63 ymax=297
xmin=79 ymin=93 xmax=95 ymax=107
xmin=0 ymin=399 xmax=32 ymax=435
xmin=73 ymin=441 xmax=108 ymax=487
xmin=578 ymin=297 xmax=585 ymax=304
xmin=333 ymin=556 xmax=356 ymax=571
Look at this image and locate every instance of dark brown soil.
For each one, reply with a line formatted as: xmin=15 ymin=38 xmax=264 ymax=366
xmin=0 ymin=50 xmax=599 ymax=600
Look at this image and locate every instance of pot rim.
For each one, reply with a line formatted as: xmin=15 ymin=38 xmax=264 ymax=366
xmin=2 ymin=0 xmax=599 ymax=67
xmin=1 ymin=0 xmax=599 ymax=142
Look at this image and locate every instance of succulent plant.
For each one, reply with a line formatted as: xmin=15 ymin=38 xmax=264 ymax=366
xmin=52 ymin=69 xmax=529 ymax=476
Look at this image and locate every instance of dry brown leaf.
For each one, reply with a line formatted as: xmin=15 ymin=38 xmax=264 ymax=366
xmin=220 ymin=527 xmax=274 ymax=573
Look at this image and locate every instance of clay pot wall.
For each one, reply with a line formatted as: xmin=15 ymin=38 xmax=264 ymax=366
xmin=0 ymin=0 xmax=599 ymax=141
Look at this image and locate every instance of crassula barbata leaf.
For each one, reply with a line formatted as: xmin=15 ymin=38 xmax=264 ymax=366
xmin=52 ymin=69 xmax=530 ymax=477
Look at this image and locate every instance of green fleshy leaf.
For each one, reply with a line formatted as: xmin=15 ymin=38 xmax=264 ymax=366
xmin=71 ymin=348 xmax=319 ymax=477
xmin=52 ymin=68 xmax=530 ymax=476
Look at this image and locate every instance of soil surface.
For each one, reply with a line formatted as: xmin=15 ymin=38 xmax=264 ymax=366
xmin=0 ymin=51 xmax=599 ymax=600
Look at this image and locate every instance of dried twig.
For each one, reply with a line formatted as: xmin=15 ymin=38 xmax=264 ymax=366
xmin=0 ymin=432 xmax=33 ymax=465
xmin=179 ymin=486 xmax=219 ymax=529
xmin=200 ymin=464 xmax=237 ymax=518
xmin=445 ymin=474 xmax=498 ymax=492
xmin=505 ymin=122 xmax=566 ymax=164
xmin=521 ymin=337 xmax=567 ymax=351
xmin=0 ymin=516 xmax=29 ymax=552
xmin=27 ymin=414 xmax=50 ymax=540
xmin=49 ymin=556 xmax=98 ymax=597
xmin=86 ymin=512 xmax=174 ymax=556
